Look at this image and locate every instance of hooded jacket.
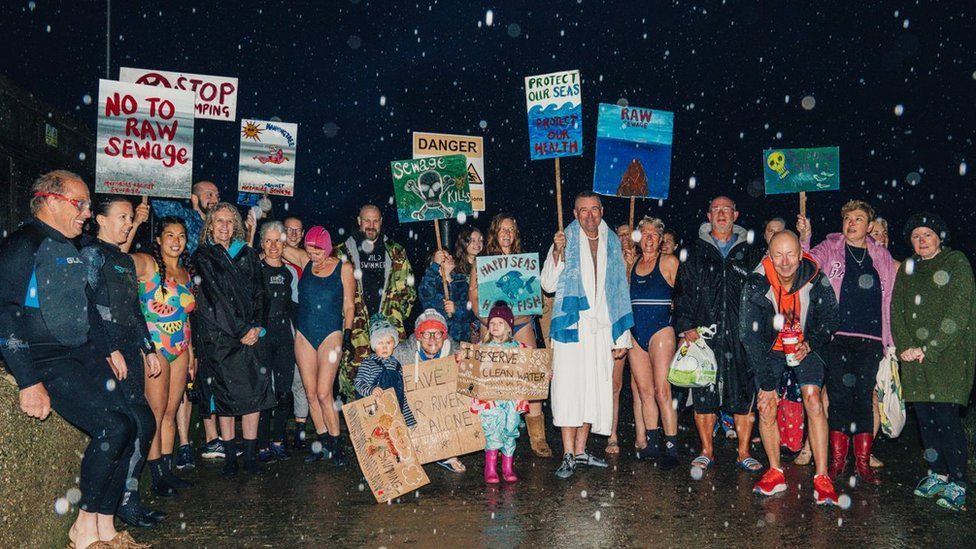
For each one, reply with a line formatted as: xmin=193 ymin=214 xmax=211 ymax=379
xmin=739 ymin=254 xmax=839 ymax=391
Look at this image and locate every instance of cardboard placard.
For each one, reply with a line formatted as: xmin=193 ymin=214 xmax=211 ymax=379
xmin=390 ymin=154 xmax=472 ymax=223
xmin=413 ymin=132 xmax=485 ymax=212
xmin=593 ymin=103 xmax=673 ymax=199
xmin=525 ymin=69 xmax=583 ymax=160
xmin=402 ymin=356 xmax=485 ymax=463
xmin=343 ymin=389 xmax=430 ymax=503
xmin=475 ymin=253 xmax=542 ymax=317
xmin=456 ymin=343 xmax=553 ymax=401
xmin=238 ymin=119 xmax=298 ymax=197
xmin=119 ymin=67 xmax=238 ymax=122
xmin=95 ymin=79 xmax=194 ymax=198
xmin=763 ymin=147 xmax=840 ymax=195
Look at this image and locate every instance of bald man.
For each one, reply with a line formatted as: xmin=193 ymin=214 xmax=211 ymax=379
xmin=146 ymin=180 xmax=220 ymax=255
xmin=739 ymin=230 xmax=840 ymax=505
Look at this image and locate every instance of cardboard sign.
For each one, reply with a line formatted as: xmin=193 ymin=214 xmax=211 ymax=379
xmin=119 ymin=67 xmax=238 ymax=122
xmin=475 ymin=253 xmax=542 ymax=317
xmin=402 ymin=356 xmax=485 ymax=463
xmin=390 ymin=154 xmax=472 ymax=223
xmin=238 ymin=119 xmax=298 ymax=197
xmin=413 ymin=132 xmax=485 ymax=211
xmin=593 ymin=103 xmax=673 ymax=199
xmin=95 ymin=79 xmax=194 ymax=198
xmin=763 ymin=147 xmax=840 ymax=195
xmin=457 ymin=343 xmax=553 ymax=401
xmin=525 ymin=70 xmax=583 ymax=160
xmin=343 ymin=389 xmax=430 ymax=503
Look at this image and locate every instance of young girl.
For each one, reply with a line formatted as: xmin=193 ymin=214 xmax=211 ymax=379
xmin=354 ymin=316 xmax=416 ymax=428
xmin=471 ymin=302 xmax=529 ymax=484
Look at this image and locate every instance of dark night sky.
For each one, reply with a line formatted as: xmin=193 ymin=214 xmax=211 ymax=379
xmin=3 ymin=0 xmax=974 ymax=261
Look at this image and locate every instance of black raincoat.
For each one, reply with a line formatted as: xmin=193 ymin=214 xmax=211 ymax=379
xmin=192 ymin=241 xmax=275 ymax=415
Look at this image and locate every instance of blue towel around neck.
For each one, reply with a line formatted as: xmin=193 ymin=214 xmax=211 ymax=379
xmin=550 ymin=220 xmax=634 ymax=344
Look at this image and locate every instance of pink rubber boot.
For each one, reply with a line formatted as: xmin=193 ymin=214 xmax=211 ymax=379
xmin=501 ymin=453 xmax=518 ymax=482
xmin=484 ymin=450 xmax=500 ymax=484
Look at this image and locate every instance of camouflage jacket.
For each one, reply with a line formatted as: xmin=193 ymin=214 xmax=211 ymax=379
xmin=334 ymin=235 xmax=415 ymax=398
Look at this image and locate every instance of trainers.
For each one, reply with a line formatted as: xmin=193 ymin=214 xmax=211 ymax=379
xmin=813 ymin=474 xmax=839 ymax=506
xmin=753 ymin=467 xmax=787 ymax=496
xmin=575 ymin=452 xmax=608 ymax=468
xmin=936 ymin=482 xmax=966 ymax=511
xmin=257 ymin=448 xmax=275 ymax=464
xmin=201 ymin=439 xmax=226 ymax=460
xmin=176 ymin=444 xmax=196 ymax=470
xmin=914 ymin=473 xmax=950 ymax=499
xmin=270 ymin=442 xmax=291 ymax=461
xmin=555 ymin=453 xmax=576 ymax=479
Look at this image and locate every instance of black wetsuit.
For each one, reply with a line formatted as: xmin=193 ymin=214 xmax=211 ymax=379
xmin=257 ymin=261 xmax=296 ymax=447
xmin=80 ymin=236 xmax=157 ymax=499
xmin=0 ymin=219 xmax=135 ymax=515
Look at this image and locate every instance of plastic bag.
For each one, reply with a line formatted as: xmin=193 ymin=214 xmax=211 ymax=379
xmin=876 ymin=347 xmax=906 ymax=438
xmin=667 ymin=325 xmax=718 ymax=388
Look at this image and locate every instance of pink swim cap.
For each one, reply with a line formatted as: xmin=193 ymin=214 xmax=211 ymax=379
xmin=304 ymin=226 xmax=333 ymax=256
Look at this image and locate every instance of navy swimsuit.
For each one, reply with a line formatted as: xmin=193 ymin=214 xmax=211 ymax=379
xmin=296 ymin=261 xmax=344 ymax=348
xmin=630 ymin=257 xmax=673 ymax=349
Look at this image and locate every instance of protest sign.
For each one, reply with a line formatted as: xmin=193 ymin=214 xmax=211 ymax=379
xmin=390 ymin=154 xmax=472 ymax=223
xmin=95 ymin=79 xmax=194 ymax=198
xmin=763 ymin=147 xmax=840 ymax=195
xmin=524 ymin=70 xmax=583 ymax=160
xmin=456 ymin=343 xmax=553 ymax=401
xmin=238 ymin=119 xmax=298 ymax=197
xmin=413 ymin=132 xmax=485 ymax=211
xmin=402 ymin=356 xmax=484 ymax=464
xmin=475 ymin=253 xmax=542 ymax=317
xmin=119 ymin=67 xmax=238 ymax=122
xmin=343 ymin=389 xmax=430 ymax=503
xmin=593 ymin=103 xmax=673 ymax=199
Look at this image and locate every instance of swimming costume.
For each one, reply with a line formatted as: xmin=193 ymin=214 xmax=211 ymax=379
xmin=296 ymin=261 xmax=343 ymax=349
xmin=139 ymin=260 xmax=195 ymax=362
xmin=630 ymin=257 xmax=673 ymax=349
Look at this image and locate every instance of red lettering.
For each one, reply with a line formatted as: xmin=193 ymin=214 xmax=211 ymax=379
xmin=124 ymin=117 xmax=140 ymax=137
xmin=198 ymin=82 xmax=218 ymax=102
xmin=157 ymin=100 xmax=175 ymax=120
xmin=640 ymin=109 xmax=653 ymax=123
xmin=105 ymin=93 xmax=138 ymax=117
xmin=157 ymin=120 xmax=178 ymax=141
xmin=104 ymin=136 xmax=122 ymax=156
xmin=219 ymin=82 xmax=235 ymax=104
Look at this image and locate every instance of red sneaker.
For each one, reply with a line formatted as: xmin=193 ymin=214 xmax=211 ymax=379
xmin=813 ymin=474 xmax=839 ymax=506
xmin=753 ymin=467 xmax=787 ymax=496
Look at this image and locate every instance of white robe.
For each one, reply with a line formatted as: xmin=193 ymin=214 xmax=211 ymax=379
xmin=541 ymin=222 xmax=631 ymax=435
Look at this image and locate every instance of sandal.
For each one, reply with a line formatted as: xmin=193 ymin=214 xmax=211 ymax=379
xmin=870 ymin=454 xmax=884 ymax=468
xmin=691 ymin=455 xmax=713 ymax=470
xmin=794 ymin=446 xmax=812 ymax=466
xmin=605 ymin=440 xmax=620 ymax=455
xmin=736 ymin=457 xmax=764 ymax=473
xmin=435 ymin=458 xmax=467 ymax=474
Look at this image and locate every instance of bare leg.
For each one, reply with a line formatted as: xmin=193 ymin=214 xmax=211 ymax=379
xmin=144 ymin=353 xmax=172 ymax=461
xmin=162 ymin=353 xmax=189 ymax=455
xmin=632 ymin=376 xmax=646 ymax=447
xmin=68 ymin=510 xmax=99 ymax=548
xmin=758 ymin=396 xmax=781 ymax=470
xmin=218 ymin=416 xmax=236 ymax=444
xmin=514 ymin=323 xmax=544 ymax=419
xmin=176 ymin=393 xmax=192 ymax=447
xmin=574 ymin=424 xmax=592 ymax=455
xmin=694 ymin=413 xmax=716 ymax=459
xmin=241 ymin=412 xmax=260 ymax=439
xmin=803 ymin=386 xmax=830 ymax=477
xmin=203 ymin=415 xmax=218 ymax=442
xmin=560 ymin=427 xmax=576 ymax=456
xmin=295 ymin=332 xmax=326 ymax=434
xmin=607 ymin=355 xmax=625 ymax=452
xmin=649 ymin=328 xmax=678 ymax=436
xmin=734 ymin=413 xmax=754 ymax=462
xmin=95 ymin=512 xmax=120 ymax=541
xmin=628 ymin=341 xmax=660 ymax=437
xmin=316 ymin=330 xmax=344 ymax=436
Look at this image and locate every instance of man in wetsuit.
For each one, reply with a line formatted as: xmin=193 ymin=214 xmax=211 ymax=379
xmin=0 ymin=170 xmax=140 ymax=548
xmin=334 ymin=204 xmax=415 ymax=398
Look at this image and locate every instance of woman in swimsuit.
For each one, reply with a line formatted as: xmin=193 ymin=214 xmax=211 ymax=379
xmin=133 ymin=216 xmax=196 ymax=495
xmin=469 ymin=213 xmax=552 ymax=458
xmin=282 ymin=226 xmax=355 ymax=464
xmin=628 ymin=217 xmax=680 ymax=468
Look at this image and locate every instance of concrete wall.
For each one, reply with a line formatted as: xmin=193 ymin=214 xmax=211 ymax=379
xmin=0 ymin=373 xmax=87 ymax=548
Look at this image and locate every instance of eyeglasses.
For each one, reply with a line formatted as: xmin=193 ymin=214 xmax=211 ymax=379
xmin=420 ymin=331 xmax=445 ymax=341
xmin=286 ymin=228 xmax=303 ymax=234
xmin=709 ymin=206 xmax=735 ymax=214
xmin=34 ymin=191 xmax=91 ymax=212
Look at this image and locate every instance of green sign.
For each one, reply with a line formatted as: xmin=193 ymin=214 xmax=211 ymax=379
xmin=390 ymin=154 xmax=472 ymax=223
xmin=763 ymin=146 xmax=840 ymax=195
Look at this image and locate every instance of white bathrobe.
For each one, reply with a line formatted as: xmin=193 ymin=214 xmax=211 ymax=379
xmin=541 ymin=223 xmax=631 ymax=435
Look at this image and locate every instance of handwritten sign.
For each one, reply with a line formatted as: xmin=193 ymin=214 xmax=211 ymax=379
xmin=402 ymin=356 xmax=484 ymax=463
xmin=238 ymin=119 xmax=298 ymax=197
xmin=524 ymin=69 xmax=582 ymax=160
xmin=95 ymin=79 xmax=194 ymax=198
xmin=390 ymin=154 xmax=472 ymax=223
xmin=413 ymin=132 xmax=485 ymax=211
xmin=457 ymin=343 xmax=553 ymax=401
xmin=119 ymin=67 xmax=238 ymax=122
xmin=475 ymin=253 xmax=542 ymax=317
xmin=343 ymin=389 xmax=429 ymax=503
xmin=593 ymin=103 xmax=673 ymax=199
xmin=763 ymin=147 xmax=840 ymax=195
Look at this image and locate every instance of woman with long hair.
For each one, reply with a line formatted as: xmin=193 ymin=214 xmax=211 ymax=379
xmin=469 ymin=213 xmax=553 ymax=458
xmin=419 ymin=226 xmax=483 ymax=343
xmin=132 ymin=215 xmax=196 ymax=495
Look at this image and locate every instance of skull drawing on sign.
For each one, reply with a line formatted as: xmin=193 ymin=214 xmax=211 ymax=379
xmin=767 ymin=152 xmax=790 ymax=180
xmin=405 ymin=170 xmax=456 ymax=220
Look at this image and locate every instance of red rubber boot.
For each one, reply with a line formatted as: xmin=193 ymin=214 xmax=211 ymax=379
xmin=853 ymin=434 xmax=882 ymax=485
xmin=829 ymin=431 xmax=850 ymax=480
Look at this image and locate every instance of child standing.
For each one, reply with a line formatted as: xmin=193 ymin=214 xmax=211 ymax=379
xmin=355 ymin=316 xmax=416 ymax=428
xmin=471 ymin=302 xmax=529 ymax=484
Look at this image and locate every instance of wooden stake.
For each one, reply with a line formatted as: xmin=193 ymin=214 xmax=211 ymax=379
xmin=555 ymin=157 xmax=564 ymax=231
xmin=433 ymin=220 xmax=450 ymax=297
xmin=628 ymin=196 xmax=636 ymax=230
xmin=799 ymin=191 xmax=807 ymax=218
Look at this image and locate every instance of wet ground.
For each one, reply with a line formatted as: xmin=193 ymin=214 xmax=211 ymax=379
xmin=138 ymin=408 xmax=975 ymax=548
